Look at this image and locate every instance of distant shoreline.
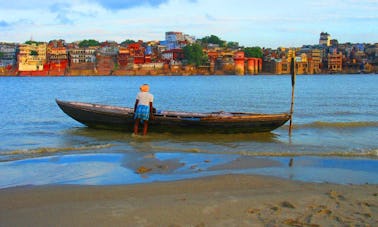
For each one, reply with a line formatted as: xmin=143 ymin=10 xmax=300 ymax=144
xmin=0 ymin=72 xmax=377 ymax=77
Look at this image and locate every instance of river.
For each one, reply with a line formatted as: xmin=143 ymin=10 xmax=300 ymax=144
xmin=0 ymin=75 xmax=377 ymax=187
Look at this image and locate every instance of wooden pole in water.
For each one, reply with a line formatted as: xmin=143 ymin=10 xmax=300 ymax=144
xmin=289 ymin=55 xmax=296 ymax=136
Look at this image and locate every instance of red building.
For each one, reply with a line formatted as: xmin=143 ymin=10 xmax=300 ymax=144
xmin=128 ymin=43 xmax=146 ymax=64
xmin=117 ymin=47 xmax=130 ymax=68
xmin=47 ymin=40 xmax=68 ymax=76
xmin=117 ymin=42 xmax=147 ymax=68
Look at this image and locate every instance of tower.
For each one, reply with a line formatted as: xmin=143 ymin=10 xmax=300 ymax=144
xmin=233 ymin=51 xmax=245 ymax=75
xmin=319 ymin=32 xmax=331 ymax=46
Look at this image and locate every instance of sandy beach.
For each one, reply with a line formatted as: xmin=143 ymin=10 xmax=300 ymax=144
xmin=1 ymin=174 xmax=377 ymax=227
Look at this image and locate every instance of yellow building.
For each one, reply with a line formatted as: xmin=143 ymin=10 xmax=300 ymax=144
xmin=309 ymin=49 xmax=321 ymax=74
xmin=281 ymin=57 xmax=290 ymax=74
xmin=296 ymin=58 xmax=309 ymax=75
xmin=18 ymin=43 xmax=47 ymax=72
xmin=328 ymin=52 xmax=343 ymax=73
xmin=268 ymin=56 xmax=314 ymax=75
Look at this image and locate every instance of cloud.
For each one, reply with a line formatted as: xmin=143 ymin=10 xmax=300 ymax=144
xmin=0 ymin=18 xmax=34 ymax=29
xmin=0 ymin=20 xmax=10 ymax=27
xmin=93 ymin=0 xmax=169 ymax=10
xmin=49 ymin=3 xmax=74 ymax=24
xmin=205 ymin=14 xmax=216 ymax=21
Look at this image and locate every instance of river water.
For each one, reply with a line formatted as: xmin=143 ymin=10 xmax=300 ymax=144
xmin=0 ymin=75 xmax=377 ymax=187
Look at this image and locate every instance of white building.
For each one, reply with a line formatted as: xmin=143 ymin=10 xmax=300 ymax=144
xmin=0 ymin=43 xmax=18 ymax=67
xmin=164 ymin=31 xmax=195 ymax=50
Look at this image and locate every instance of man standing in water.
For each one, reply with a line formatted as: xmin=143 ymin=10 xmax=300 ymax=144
xmin=134 ymin=84 xmax=154 ymax=136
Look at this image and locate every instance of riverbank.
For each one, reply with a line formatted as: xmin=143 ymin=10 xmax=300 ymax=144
xmin=1 ymin=174 xmax=377 ymax=226
xmin=1 ymin=67 xmax=376 ymax=76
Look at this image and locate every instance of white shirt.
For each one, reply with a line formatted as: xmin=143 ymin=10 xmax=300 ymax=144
xmin=136 ymin=92 xmax=154 ymax=106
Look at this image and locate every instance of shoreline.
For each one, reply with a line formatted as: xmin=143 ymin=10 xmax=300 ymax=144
xmin=1 ymin=174 xmax=377 ymax=226
xmin=1 ymin=152 xmax=378 ymax=189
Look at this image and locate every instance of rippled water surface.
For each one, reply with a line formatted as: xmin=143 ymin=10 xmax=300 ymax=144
xmin=0 ymin=75 xmax=377 ymax=186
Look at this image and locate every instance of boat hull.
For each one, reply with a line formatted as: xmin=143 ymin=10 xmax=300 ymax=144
xmin=56 ymin=100 xmax=290 ymax=133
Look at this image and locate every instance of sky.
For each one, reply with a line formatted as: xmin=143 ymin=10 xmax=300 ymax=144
xmin=0 ymin=0 xmax=377 ymax=48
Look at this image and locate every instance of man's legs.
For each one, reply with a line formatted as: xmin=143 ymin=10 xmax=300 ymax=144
xmin=134 ymin=118 xmax=140 ymax=135
xmin=143 ymin=120 xmax=149 ymax=136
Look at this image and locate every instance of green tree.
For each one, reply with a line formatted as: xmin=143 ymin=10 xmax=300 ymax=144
xmin=121 ymin=39 xmax=136 ymax=46
xmin=0 ymin=52 xmax=4 ymax=58
xmin=30 ymin=50 xmax=38 ymax=56
xmin=200 ymin=35 xmax=226 ymax=47
xmin=183 ymin=43 xmax=207 ymax=67
xmin=25 ymin=40 xmax=43 ymax=45
xmin=226 ymin=41 xmax=239 ymax=49
xmin=113 ymin=62 xmax=119 ymax=71
xmin=79 ymin=39 xmax=100 ymax=47
xmin=244 ymin=47 xmax=263 ymax=58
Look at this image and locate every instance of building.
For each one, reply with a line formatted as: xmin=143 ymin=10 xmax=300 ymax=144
xmin=295 ymin=55 xmax=309 ymax=75
xmin=47 ymin=40 xmax=68 ymax=76
xmin=68 ymin=47 xmax=96 ymax=64
xmin=68 ymin=47 xmax=97 ymax=63
xmin=144 ymin=41 xmax=161 ymax=63
xmin=68 ymin=46 xmax=97 ymax=75
xmin=233 ymin=51 xmax=244 ymax=75
xmin=308 ymin=49 xmax=322 ymax=74
xmin=113 ymin=42 xmax=150 ymax=75
xmin=263 ymin=57 xmax=305 ymax=75
xmin=164 ymin=31 xmax=195 ymax=50
xmin=328 ymin=51 xmax=343 ymax=73
xmin=117 ymin=46 xmax=132 ymax=69
xmin=246 ymin=58 xmax=262 ymax=74
xmin=127 ymin=43 xmax=146 ymax=64
xmin=298 ymin=48 xmax=322 ymax=74
xmin=279 ymin=57 xmax=291 ymax=74
xmin=231 ymin=51 xmax=263 ymax=75
xmin=161 ymin=49 xmax=184 ymax=64
xmin=319 ymin=32 xmax=331 ymax=47
xmin=0 ymin=42 xmax=18 ymax=75
xmin=365 ymin=43 xmax=378 ymax=72
xmin=18 ymin=42 xmax=48 ymax=76
xmin=96 ymin=42 xmax=118 ymax=75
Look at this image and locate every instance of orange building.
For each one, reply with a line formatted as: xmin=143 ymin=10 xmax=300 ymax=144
xmin=233 ymin=51 xmax=245 ymax=75
xmin=246 ymin=58 xmax=262 ymax=74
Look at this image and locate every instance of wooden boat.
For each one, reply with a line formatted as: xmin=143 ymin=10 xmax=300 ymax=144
xmin=56 ymin=99 xmax=290 ymax=133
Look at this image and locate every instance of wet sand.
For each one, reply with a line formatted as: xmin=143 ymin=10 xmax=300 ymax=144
xmin=1 ymin=174 xmax=377 ymax=226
